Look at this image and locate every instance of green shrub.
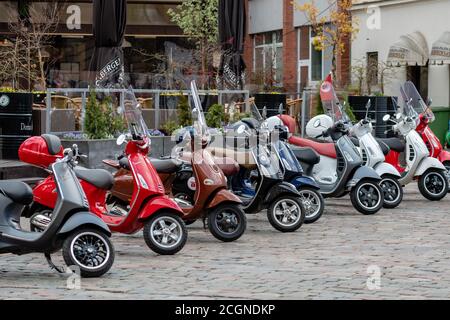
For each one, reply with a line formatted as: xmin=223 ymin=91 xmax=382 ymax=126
xmin=206 ymin=104 xmax=225 ymax=128
xmin=84 ymin=89 xmax=125 ymax=140
xmin=161 ymin=120 xmax=179 ymax=136
xmin=177 ymin=95 xmax=192 ymax=127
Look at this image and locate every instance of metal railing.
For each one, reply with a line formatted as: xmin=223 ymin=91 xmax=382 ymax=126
xmin=44 ymin=88 xmax=250 ymax=134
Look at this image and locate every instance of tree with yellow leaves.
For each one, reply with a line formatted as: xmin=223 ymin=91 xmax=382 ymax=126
xmin=294 ymin=0 xmax=359 ymax=85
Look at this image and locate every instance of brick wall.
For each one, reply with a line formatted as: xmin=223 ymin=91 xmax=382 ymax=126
xmin=282 ymin=0 xmax=297 ymax=93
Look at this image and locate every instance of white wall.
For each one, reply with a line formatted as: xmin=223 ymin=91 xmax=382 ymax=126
xmin=351 ymin=0 xmax=450 ymax=106
xmin=293 ymin=0 xmax=335 ymax=27
xmin=248 ymin=0 xmax=283 ymax=34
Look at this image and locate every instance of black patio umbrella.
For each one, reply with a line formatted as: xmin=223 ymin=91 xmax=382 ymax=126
xmin=218 ymin=0 xmax=246 ymax=90
xmin=89 ymin=0 xmax=127 ymax=88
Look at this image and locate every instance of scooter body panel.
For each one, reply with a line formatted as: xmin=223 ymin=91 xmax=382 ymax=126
xmin=398 ymin=130 xmax=430 ymax=185
xmin=290 ymin=175 xmax=320 ymax=190
xmin=263 ymin=181 xmax=300 ymax=204
xmin=347 ymin=166 xmax=381 ymax=189
xmin=58 ymin=211 xmax=111 ymax=237
xmin=373 ymin=162 xmax=402 ymax=178
xmin=206 ymin=188 xmax=243 ymax=210
xmin=138 ymin=195 xmax=186 ymax=221
xmin=414 ymin=157 xmax=447 ymax=177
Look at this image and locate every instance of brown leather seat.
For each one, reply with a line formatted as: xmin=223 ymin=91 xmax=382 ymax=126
xmin=180 ymin=151 xmax=240 ymax=176
xmin=208 ymin=147 xmax=257 ymax=170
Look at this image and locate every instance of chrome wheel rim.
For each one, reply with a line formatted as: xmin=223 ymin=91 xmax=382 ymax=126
xmin=424 ymin=172 xmax=446 ymax=196
xmin=356 ymin=183 xmax=382 ymax=210
xmin=70 ymin=232 xmax=110 ymax=270
xmin=299 ymin=190 xmax=321 ymax=218
xmin=272 ymin=199 xmax=302 ymax=227
xmin=150 ymin=216 xmax=183 ymax=249
xmin=380 ymin=178 xmax=401 ymax=204
xmin=214 ymin=210 xmax=240 ymax=234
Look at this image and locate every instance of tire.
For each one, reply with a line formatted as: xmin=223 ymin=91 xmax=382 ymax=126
xmin=143 ymin=212 xmax=187 ymax=255
xmin=267 ymin=196 xmax=305 ymax=232
xmin=443 ymin=161 xmax=450 ymax=193
xmin=62 ymin=228 xmax=115 ymax=278
xmin=418 ymin=169 xmax=448 ymax=201
xmin=350 ymin=179 xmax=384 ymax=215
xmin=297 ymin=187 xmax=324 ymax=224
xmin=208 ymin=204 xmax=247 ymax=242
xmin=379 ymin=175 xmax=403 ymax=209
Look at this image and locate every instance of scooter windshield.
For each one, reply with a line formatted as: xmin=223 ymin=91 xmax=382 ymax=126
xmin=402 ymin=81 xmax=435 ymax=121
xmin=400 ymin=85 xmax=420 ymax=120
xmin=250 ymin=102 xmax=264 ymax=123
xmin=190 ymin=81 xmax=210 ymax=141
xmin=255 ymin=144 xmax=280 ymax=179
xmin=123 ymin=87 xmax=149 ymax=139
xmin=320 ymin=80 xmax=350 ymax=124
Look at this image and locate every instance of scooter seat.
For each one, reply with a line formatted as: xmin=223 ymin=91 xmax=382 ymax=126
xmin=178 ymin=152 xmax=240 ymax=176
xmin=376 ymin=138 xmax=405 ymax=153
xmin=74 ymin=167 xmax=114 ymax=190
xmin=0 ymin=181 xmax=33 ymax=205
xmin=290 ymin=146 xmax=320 ymax=166
xmin=208 ymin=147 xmax=257 ymax=170
xmin=289 ymin=136 xmax=337 ymax=159
xmin=150 ymin=158 xmax=181 ymax=174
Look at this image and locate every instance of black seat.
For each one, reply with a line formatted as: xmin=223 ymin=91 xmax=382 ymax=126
xmin=376 ymin=138 xmax=406 ymax=153
xmin=74 ymin=168 xmax=114 ymax=190
xmin=119 ymin=157 xmax=130 ymax=170
xmin=290 ymin=146 xmax=320 ymax=166
xmin=150 ymin=158 xmax=181 ymax=174
xmin=41 ymin=134 xmax=62 ymax=155
xmin=0 ymin=181 xmax=33 ymax=205
xmin=377 ymin=140 xmax=390 ymax=156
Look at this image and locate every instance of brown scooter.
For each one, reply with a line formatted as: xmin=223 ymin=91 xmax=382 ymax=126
xmin=104 ymin=81 xmax=247 ymax=242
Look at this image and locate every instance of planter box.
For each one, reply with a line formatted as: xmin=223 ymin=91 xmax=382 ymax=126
xmin=0 ymin=92 xmax=33 ymax=159
xmin=254 ymin=94 xmax=287 ymax=117
xmin=61 ymin=136 xmax=175 ymax=170
xmin=348 ymin=96 xmax=397 ymax=138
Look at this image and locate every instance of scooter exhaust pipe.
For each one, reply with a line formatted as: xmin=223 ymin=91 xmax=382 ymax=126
xmin=31 ymin=214 xmax=51 ymax=230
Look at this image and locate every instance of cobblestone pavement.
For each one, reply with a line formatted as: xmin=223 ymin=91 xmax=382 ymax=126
xmin=1 ymin=184 xmax=450 ymax=300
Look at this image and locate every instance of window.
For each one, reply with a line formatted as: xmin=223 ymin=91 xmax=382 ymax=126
xmin=310 ymin=30 xmax=322 ymax=82
xmin=253 ymin=30 xmax=283 ymax=86
xmin=367 ymin=52 xmax=378 ymax=86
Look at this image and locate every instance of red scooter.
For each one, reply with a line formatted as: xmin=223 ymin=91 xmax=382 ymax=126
xmin=19 ymin=88 xmax=188 ymax=255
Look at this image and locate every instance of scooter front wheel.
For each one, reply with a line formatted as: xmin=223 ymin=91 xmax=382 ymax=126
xmin=298 ymin=187 xmax=324 ymax=224
xmin=418 ymin=169 xmax=448 ymax=201
xmin=208 ymin=204 xmax=247 ymax=242
xmin=380 ymin=175 xmax=403 ymax=209
xmin=143 ymin=212 xmax=188 ymax=255
xmin=350 ymin=179 xmax=383 ymax=215
xmin=62 ymin=228 xmax=115 ymax=278
xmin=267 ymin=196 xmax=305 ymax=232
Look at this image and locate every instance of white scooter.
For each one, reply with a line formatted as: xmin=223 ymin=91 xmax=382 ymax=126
xmin=382 ymin=87 xmax=448 ymax=201
xmin=344 ymin=100 xmax=404 ymax=208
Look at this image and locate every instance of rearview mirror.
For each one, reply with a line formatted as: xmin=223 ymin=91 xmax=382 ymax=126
xmin=382 ymin=115 xmax=390 ymax=122
xmin=313 ymin=119 xmax=321 ymax=128
xmin=116 ymin=134 xmax=126 ymax=146
xmin=396 ymin=113 xmax=402 ymax=120
xmin=426 ymin=97 xmax=433 ymax=107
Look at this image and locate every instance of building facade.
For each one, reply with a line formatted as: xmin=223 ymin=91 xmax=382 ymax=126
xmin=243 ymin=0 xmax=351 ymax=94
xmin=351 ymin=0 xmax=450 ymax=107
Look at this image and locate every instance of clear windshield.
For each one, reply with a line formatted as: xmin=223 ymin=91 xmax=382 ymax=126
xmin=123 ymin=87 xmax=149 ymax=139
xmin=255 ymin=144 xmax=280 ymax=178
xmin=319 ymin=80 xmax=350 ymax=123
xmin=250 ymin=102 xmax=264 ymax=122
xmin=402 ymin=81 xmax=435 ymax=121
xmin=400 ymin=85 xmax=419 ymax=119
xmin=190 ymin=81 xmax=210 ymax=141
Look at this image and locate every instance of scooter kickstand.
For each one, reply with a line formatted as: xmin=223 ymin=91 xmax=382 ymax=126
xmin=45 ymin=253 xmax=65 ymax=274
xmin=202 ymin=216 xmax=207 ymax=230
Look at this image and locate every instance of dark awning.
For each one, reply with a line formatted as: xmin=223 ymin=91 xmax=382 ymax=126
xmin=89 ymin=0 xmax=127 ymax=88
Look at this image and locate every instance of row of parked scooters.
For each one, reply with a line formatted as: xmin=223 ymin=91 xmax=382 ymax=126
xmin=0 ymin=78 xmax=448 ymax=279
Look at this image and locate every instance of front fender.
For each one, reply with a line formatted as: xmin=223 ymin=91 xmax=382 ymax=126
xmin=58 ymin=212 xmax=111 ymax=237
xmin=347 ymin=166 xmax=381 ymax=189
xmin=264 ymin=182 xmax=300 ymax=204
xmin=290 ymin=176 xmax=320 ymax=190
xmin=415 ymin=157 xmax=447 ymax=177
xmin=373 ymin=162 xmax=401 ymax=178
xmin=138 ymin=196 xmax=184 ymax=221
xmin=206 ymin=189 xmax=242 ymax=209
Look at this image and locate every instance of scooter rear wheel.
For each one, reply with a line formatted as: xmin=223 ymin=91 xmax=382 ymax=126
xmin=267 ymin=196 xmax=305 ymax=232
xmin=208 ymin=204 xmax=247 ymax=242
xmin=62 ymin=228 xmax=115 ymax=278
xmin=418 ymin=169 xmax=448 ymax=201
xmin=380 ymin=175 xmax=403 ymax=209
xmin=350 ymin=179 xmax=383 ymax=215
xmin=143 ymin=212 xmax=188 ymax=255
